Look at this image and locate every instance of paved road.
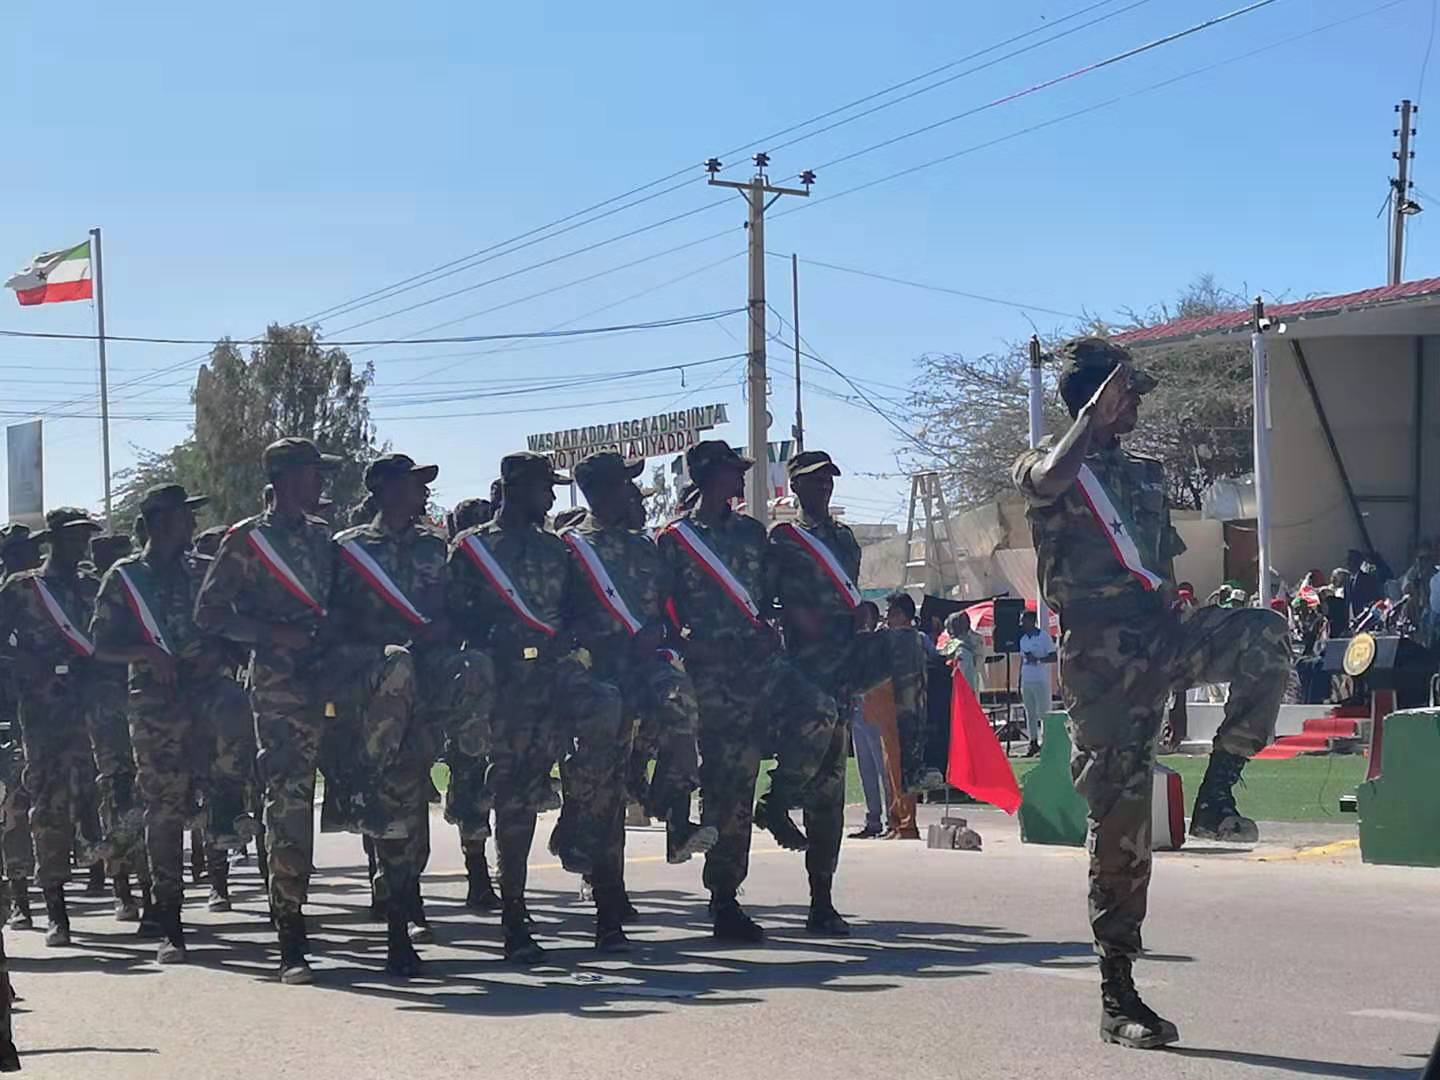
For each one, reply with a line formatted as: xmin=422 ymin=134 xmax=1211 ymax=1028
xmin=7 ymin=806 xmax=1434 ymax=1079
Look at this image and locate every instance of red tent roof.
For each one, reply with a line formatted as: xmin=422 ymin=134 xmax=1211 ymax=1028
xmin=1112 ymin=277 xmax=1440 ymax=348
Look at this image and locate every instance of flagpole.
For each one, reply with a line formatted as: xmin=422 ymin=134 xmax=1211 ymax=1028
xmin=89 ymin=226 xmax=112 ymax=528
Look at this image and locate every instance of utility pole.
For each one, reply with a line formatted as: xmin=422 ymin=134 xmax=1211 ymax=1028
xmin=706 ymin=155 xmax=813 ymax=524
xmin=791 ymin=253 xmax=803 ymax=453
xmin=1391 ymin=99 xmax=1420 ymax=286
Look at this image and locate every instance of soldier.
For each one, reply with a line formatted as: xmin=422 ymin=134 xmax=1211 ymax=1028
xmin=195 ymin=437 xmax=341 ymax=984
xmin=448 ymin=451 xmax=623 ymax=964
xmin=564 ymin=451 xmax=716 ymax=950
xmin=86 ymin=531 xmax=147 ymax=923
xmin=328 ymin=454 xmax=493 ymax=976
xmin=0 ymin=526 xmax=38 ymax=931
xmin=445 ymin=495 xmax=500 ymax=913
xmin=656 ymin=441 xmax=840 ymax=943
xmin=766 ymin=450 xmax=940 ymax=937
xmin=0 ymin=508 xmax=104 ymax=946
xmin=1013 ymin=338 xmax=1291 ymax=1049
xmin=91 ymin=484 xmax=254 ymax=963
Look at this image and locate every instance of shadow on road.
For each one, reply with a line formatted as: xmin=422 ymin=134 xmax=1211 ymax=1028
xmin=1164 ymin=1046 xmax=1418 ymax=1078
xmin=18 ymin=861 xmax=1101 ymax=1019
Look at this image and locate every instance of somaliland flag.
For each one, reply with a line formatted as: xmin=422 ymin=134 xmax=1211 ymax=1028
xmin=5 ymin=240 xmax=93 ymax=306
xmin=945 ymin=668 xmax=1023 ymax=814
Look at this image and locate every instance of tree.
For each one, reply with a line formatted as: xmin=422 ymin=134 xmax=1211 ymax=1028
xmin=113 ymin=324 xmax=380 ymax=532
xmin=903 ymin=276 xmax=1254 ymax=510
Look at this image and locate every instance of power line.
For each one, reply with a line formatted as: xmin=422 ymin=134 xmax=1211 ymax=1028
xmin=773 ymin=0 xmax=1408 ymax=223
xmin=764 ymin=0 xmax=1158 ymax=168
xmin=806 ymin=0 xmax=1287 ymax=178
xmin=775 ymin=253 xmax=1085 ymax=319
xmin=291 ymin=0 xmax=1138 ymax=331
xmin=0 ymin=308 xmax=742 ymax=348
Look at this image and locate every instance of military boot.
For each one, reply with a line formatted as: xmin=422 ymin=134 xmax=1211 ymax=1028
xmin=207 ymin=855 xmax=232 ymax=913
xmin=7 ymin=880 xmax=31 ymax=931
xmin=752 ymin=793 xmax=808 ymax=852
xmin=463 ymin=848 xmax=500 ymax=911
xmin=385 ymin=895 xmax=423 ymax=978
xmin=112 ymin=872 xmax=140 ymax=922
xmin=665 ymin=799 xmax=718 ymax=865
xmin=42 ymin=887 xmax=69 ymax=947
xmin=711 ymin=895 xmax=765 ymax=944
xmin=408 ymin=880 xmax=434 ymax=944
xmin=156 ymin=902 xmax=186 ymax=965
xmin=84 ymin=862 xmax=106 ymax=897
xmin=501 ymin=900 xmax=545 ymax=966
xmin=593 ymin=887 xmax=631 ymax=954
xmin=1099 ymin=955 xmax=1179 ymax=1049
xmin=805 ymin=876 xmax=851 ymax=938
xmin=1189 ymin=749 xmax=1259 ymax=843
xmin=276 ymin=913 xmax=313 ymax=985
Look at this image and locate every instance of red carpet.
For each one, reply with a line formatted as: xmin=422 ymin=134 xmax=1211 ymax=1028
xmin=1253 ymin=711 xmax=1362 ymax=760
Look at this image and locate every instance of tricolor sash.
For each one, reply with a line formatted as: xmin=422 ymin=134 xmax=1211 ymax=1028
xmin=338 ymin=539 xmax=430 ymax=628
xmin=114 ymin=566 xmax=172 ymax=654
xmin=1074 ymin=465 xmax=1163 ymax=592
xmin=563 ymin=530 xmax=643 ymax=635
xmin=458 ymin=534 xmax=557 ymax=637
xmin=244 ymin=527 xmax=327 ymax=616
xmin=774 ymin=521 xmax=862 ymax=609
xmin=31 ymin=577 xmax=94 ymax=657
xmin=662 ymin=520 xmax=765 ymax=629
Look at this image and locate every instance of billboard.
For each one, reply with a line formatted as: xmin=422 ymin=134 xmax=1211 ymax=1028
xmin=526 ymin=403 xmax=730 ymax=472
xmin=6 ymin=420 xmax=43 ymax=528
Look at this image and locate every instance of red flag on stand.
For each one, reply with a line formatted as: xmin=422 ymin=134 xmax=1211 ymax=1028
xmin=946 ymin=673 xmax=1023 ymax=815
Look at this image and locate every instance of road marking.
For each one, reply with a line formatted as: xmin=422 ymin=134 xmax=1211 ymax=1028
xmin=1351 ymin=1009 xmax=1440 ymax=1024
xmin=1254 ymin=839 xmax=1359 ymax=862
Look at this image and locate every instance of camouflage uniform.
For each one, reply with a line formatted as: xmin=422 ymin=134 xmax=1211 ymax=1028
xmin=91 ymin=546 xmax=254 ymax=907
xmin=195 ymin=507 xmax=335 ymax=917
xmin=0 ymin=620 xmax=33 ymax=891
xmin=0 ymin=560 xmax=100 ymax=889
xmin=658 ymin=506 xmax=839 ymax=901
xmin=86 ymin=656 xmax=145 ymax=878
xmin=767 ymin=500 xmax=928 ymax=893
xmin=448 ymin=516 xmax=623 ymax=908
xmin=1014 ymin=437 xmax=1291 ymax=959
xmin=563 ymin=511 xmax=700 ymax=888
xmin=328 ymin=511 xmax=493 ymax=908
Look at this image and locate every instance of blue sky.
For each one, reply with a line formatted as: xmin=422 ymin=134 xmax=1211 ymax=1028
xmin=3 ymin=0 xmax=1434 ymax=525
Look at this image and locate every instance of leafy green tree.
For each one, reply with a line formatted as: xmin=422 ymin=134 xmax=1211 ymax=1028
xmin=114 ymin=324 xmax=379 ymax=532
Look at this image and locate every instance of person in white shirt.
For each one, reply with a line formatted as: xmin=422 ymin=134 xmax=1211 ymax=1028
xmin=1017 ymin=610 xmax=1056 ymax=757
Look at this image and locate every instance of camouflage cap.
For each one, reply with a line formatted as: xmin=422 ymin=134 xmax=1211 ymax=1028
xmin=788 ymin=449 xmax=841 ymax=479
xmin=90 ymin=532 xmax=133 ymax=557
xmin=686 ymin=440 xmax=753 ymax=481
xmin=450 ymin=497 xmax=492 ymax=534
xmin=364 ymin=453 xmax=439 ymax=492
xmin=500 ymin=451 xmax=571 ymax=487
xmin=34 ymin=506 xmax=103 ymax=541
xmin=1057 ymin=336 xmax=1158 ymax=397
xmin=139 ymin=483 xmax=208 ymax=516
xmin=573 ymin=450 xmax=644 ymax=494
xmin=262 ymin=437 xmax=343 ymax=477
xmin=0 ymin=524 xmax=34 ymax=552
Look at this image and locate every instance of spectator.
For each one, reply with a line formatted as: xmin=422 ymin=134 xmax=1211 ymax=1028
xmin=873 ymin=592 xmax=924 ymax=840
xmin=938 ymin=611 xmax=984 ymax=692
xmin=1017 ymin=609 xmax=1056 ymax=757
xmin=847 ymin=602 xmax=889 ymax=839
